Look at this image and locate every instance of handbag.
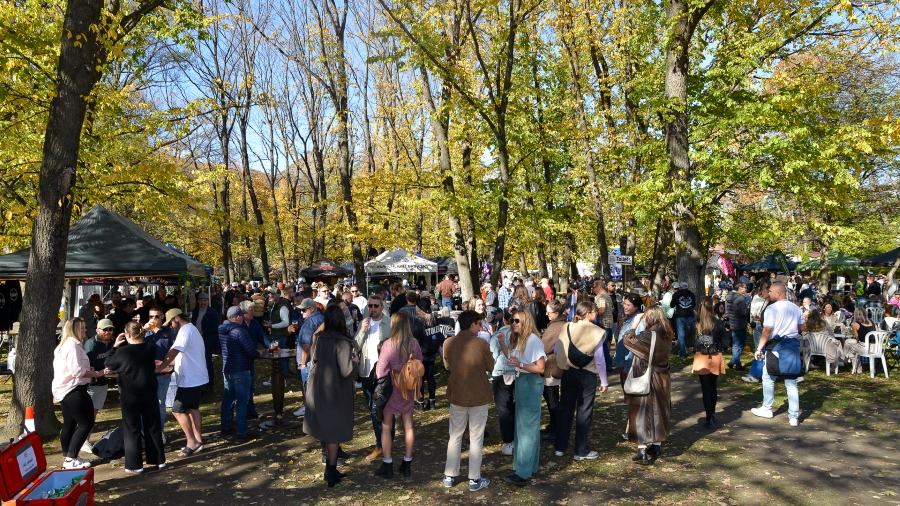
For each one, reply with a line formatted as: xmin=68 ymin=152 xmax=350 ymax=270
xmin=566 ymin=324 xmax=594 ymax=369
xmin=623 ymin=331 xmax=657 ymax=395
xmin=546 ymin=353 xmax=563 ymax=379
xmin=371 ymin=373 xmax=393 ymax=422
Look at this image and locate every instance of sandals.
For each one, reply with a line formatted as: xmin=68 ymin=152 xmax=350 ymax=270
xmin=177 ymin=442 xmax=203 ymax=458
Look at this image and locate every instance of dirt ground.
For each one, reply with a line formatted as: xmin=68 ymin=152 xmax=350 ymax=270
xmin=30 ymin=357 xmax=900 ymax=506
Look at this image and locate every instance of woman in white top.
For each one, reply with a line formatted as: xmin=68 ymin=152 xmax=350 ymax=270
xmin=504 ymin=309 xmax=546 ymax=486
xmin=52 ymin=317 xmax=105 ymax=469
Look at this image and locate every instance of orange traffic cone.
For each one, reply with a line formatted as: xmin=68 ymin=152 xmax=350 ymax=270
xmin=24 ymin=406 xmax=35 ymax=433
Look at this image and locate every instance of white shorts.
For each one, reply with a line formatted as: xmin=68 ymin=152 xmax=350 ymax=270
xmin=87 ymin=384 xmax=108 ymax=410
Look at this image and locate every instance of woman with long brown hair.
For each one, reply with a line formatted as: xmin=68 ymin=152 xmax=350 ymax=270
xmin=504 ymin=309 xmax=546 ymax=486
xmin=553 ymin=301 xmax=608 ymax=460
xmin=623 ymin=305 xmax=673 ymax=464
xmin=374 ymin=313 xmax=423 ymax=480
xmin=692 ymin=297 xmax=729 ymax=430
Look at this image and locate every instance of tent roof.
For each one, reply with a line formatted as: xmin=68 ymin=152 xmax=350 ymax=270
xmin=0 ymin=205 xmax=207 ymax=279
xmin=860 ymin=247 xmax=900 ymax=268
xmin=365 ymin=249 xmax=437 ymax=275
xmin=299 ymin=258 xmax=352 ymax=279
xmin=429 ymin=256 xmax=458 ymax=273
xmin=742 ymin=253 xmax=799 ymax=272
xmin=796 ymin=251 xmax=860 ymax=271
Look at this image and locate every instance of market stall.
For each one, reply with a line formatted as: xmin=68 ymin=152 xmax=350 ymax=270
xmin=299 ymin=258 xmax=353 ymax=286
xmin=365 ymin=249 xmax=438 ymax=288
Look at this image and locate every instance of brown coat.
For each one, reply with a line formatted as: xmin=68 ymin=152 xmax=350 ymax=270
xmin=541 ymin=314 xmax=567 ymax=379
xmin=624 ymin=324 xmax=672 ymax=444
xmin=303 ymin=330 xmax=356 ymax=443
xmin=442 ymin=330 xmax=494 ymax=407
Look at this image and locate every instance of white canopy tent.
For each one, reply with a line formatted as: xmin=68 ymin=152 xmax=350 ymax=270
xmin=365 ymin=248 xmax=438 ymax=276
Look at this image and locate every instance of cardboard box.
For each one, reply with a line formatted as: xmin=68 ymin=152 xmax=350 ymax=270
xmin=0 ymin=432 xmax=94 ymax=505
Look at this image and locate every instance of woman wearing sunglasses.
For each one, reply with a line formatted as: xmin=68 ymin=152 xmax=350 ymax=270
xmin=504 ymin=309 xmax=546 ymax=486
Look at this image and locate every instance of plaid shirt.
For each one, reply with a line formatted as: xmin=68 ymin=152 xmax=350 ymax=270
xmin=498 ymin=286 xmax=513 ymax=310
xmin=595 ymin=292 xmax=614 ymax=328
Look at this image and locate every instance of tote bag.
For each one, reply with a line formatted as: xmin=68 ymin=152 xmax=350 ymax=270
xmin=623 ymin=331 xmax=657 ymax=395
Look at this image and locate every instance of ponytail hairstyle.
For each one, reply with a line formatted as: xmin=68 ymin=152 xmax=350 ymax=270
xmin=125 ymin=321 xmax=144 ymax=342
xmin=573 ymin=301 xmax=597 ymax=323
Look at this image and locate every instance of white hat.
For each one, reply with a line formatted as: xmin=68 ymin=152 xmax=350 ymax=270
xmin=672 ymin=282 xmax=681 ymax=289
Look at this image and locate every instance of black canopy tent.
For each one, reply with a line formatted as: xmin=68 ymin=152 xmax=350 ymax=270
xmin=860 ymin=247 xmax=900 ymax=268
xmin=0 ymin=205 xmax=208 ymax=280
xmin=299 ymin=258 xmax=353 ymax=280
xmin=742 ymin=253 xmax=799 ymax=272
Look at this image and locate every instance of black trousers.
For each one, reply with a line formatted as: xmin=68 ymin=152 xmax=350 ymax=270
xmin=698 ymin=373 xmax=719 ymax=419
xmin=555 ymin=368 xmax=597 ymax=456
xmin=543 ymin=384 xmax=559 ymax=429
xmin=120 ymin=392 xmax=165 ymax=471
xmin=60 ymin=385 xmax=94 ymax=459
xmin=202 ymin=333 xmax=216 ymax=388
xmin=492 ymin=376 xmax=516 ymax=444
xmin=420 ymin=359 xmax=436 ymax=400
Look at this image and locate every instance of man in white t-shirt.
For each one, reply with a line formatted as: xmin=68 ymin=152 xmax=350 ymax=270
xmin=750 ymin=282 xmax=806 ymax=426
xmin=157 ymin=309 xmax=208 ymax=456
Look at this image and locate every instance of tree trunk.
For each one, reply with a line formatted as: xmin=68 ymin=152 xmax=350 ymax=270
xmin=664 ymin=0 xmax=714 ymax=299
xmin=238 ymin=113 xmax=270 ymax=284
xmin=818 ymin=245 xmax=830 ymax=294
xmin=649 ymin=218 xmax=673 ymax=298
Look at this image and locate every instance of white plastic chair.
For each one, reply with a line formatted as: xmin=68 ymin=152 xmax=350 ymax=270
xmin=803 ymin=332 xmax=839 ymax=376
xmin=851 ymin=331 xmax=889 ymax=379
xmin=867 ymin=307 xmax=885 ymax=330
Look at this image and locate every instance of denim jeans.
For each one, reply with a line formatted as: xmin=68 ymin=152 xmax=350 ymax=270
xmin=363 ymin=388 xmax=394 ymax=448
xmin=554 ymin=368 xmax=597 ymax=456
xmin=730 ymin=326 xmax=748 ymax=365
xmin=762 ymin=357 xmax=799 ymax=419
xmin=442 ymin=297 xmax=453 ymax=309
xmin=155 ymin=374 xmax=171 ymax=428
xmin=221 ymin=371 xmax=252 ymax=434
xmin=675 ymin=317 xmax=695 ymax=358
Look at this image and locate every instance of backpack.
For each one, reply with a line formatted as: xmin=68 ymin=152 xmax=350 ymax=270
xmin=392 ymin=346 xmax=425 ymax=401
xmin=696 ymin=333 xmax=717 ymax=355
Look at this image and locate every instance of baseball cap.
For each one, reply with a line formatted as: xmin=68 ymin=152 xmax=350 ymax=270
xmin=672 ymin=282 xmax=680 ymax=289
xmin=227 ymin=306 xmax=246 ymax=319
xmin=405 ymin=290 xmax=418 ymax=301
xmin=197 ymin=292 xmax=210 ymax=300
xmin=231 ymin=282 xmax=239 ymax=287
xmin=97 ymin=319 xmax=114 ymax=330
xmin=163 ymin=308 xmax=185 ymax=326
xmin=299 ymin=299 xmax=317 ymax=310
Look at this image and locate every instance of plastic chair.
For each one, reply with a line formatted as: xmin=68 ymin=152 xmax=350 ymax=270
xmin=851 ymin=331 xmax=889 ymax=379
xmin=803 ymin=331 xmax=839 ymax=376
xmin=867 ymin=307 xmax=885 ymax=330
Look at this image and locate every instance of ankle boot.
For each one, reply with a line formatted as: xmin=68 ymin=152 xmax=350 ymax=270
xmin=416 ymin=400 xmax=425 ymax=412
xmin=632 ymin=447 xmax=649 ymax=464
xmin=647 ymin=444 xmax=661 ymax=458
xmin=325 ymin=464 xmax=341 ymax=487
xmin=374 ymin=461 xmax=394 ymax=479
xmin=428 ymin=399 xmax=436 ymax=411
xmin=399 ymin=459 xmax=412 ymax=477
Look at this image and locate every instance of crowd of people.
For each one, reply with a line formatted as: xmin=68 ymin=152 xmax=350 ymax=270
xmin=49 ymin=268 xmax=896 ymax=488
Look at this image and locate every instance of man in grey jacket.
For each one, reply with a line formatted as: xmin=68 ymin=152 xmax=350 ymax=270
xmin=725 ymin=282 xmax=750 ymax=370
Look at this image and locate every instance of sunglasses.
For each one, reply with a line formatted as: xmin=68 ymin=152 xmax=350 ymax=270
xmin=149 ymin=315 xmax=162 ymax=319
xmin=368 ymin=304 xmax=381 ymax=308
xmin=512 ymin=318 xmax=521 ymax=324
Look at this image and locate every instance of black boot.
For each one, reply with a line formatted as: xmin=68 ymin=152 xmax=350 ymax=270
xmin=416 ymin=400 xmax=425 ymax=412
xmin=704 ymin=417 xmax=715 ymax=430
xmin=325 ymin=464 xmax=341 ymax=487
xmin=647 ymin=444 xmax=661 ymax=458
xmin=399 ymin=459 xmax=412 ymax=477
xmin=428 ymin=399 xmax=436 ymax=411
xmin=632 ymin=447 xmax=649 ymax=465
xmin=374 ymin=461 xmax=394 ymax=479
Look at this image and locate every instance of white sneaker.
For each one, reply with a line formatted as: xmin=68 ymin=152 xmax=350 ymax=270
xmin=796 ymin=376 xmax=804 ymax=383
xmin=124 ymin=468 xmax=143 ymax=474
xmin=355 ymin=382 xmax=362 ymax=389
xmin=574 ymin=451 xmax=599 ymax=461
xmin=741 ymin=375 xmax=760 ymax=383
xmin=293 ymin=405 xmax=306 ymax=417
xmin=263 ymin=376 xmax=272 ymax=387
xmin=442 ymin=475 xmax=455 ymax=488
xmin=789 ymin=418 xmax=799 ymax=427
xmin=554 ymin=451 xmax=563 ymax=457
xmin=501 ymin=443 xmax=514 ymax=456
xmin=80 ymin=441 xmax=93 ymax=454
xmin=468 ymin=477 xmax=490 ymax=491
xmin=63 ymin=457 xmax=91 ymax=469
xmin=751 ymin=407 xmax=774 ymax=419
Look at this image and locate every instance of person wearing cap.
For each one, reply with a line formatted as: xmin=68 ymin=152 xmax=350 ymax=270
xmin=191 ymin=292 xmax=221 ymax=394
xmin=155 ymin=308 xmax=209 ymax=457
xmin=293 ymin=298 xmax=324 ymax=417
xmin=218 ymin=306 xmax=260 ymax=440
xmin=80 ymin=318 xmax=116 ymax=454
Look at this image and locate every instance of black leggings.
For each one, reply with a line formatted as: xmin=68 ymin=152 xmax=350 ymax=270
xmin=60 ymin=385 xmax=95 ymax=459
xmin=420 ymin=360 xmax=436 ymax=400
xmin=698 ymin=374 xmax=719 ymax=419
xmin=543 ymin=385 xmax=559 ymax=428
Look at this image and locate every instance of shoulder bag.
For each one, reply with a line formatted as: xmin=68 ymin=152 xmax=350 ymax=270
xmin=566 ymin=324 xmax=595 ymax=369
xmin=623 ymin=331 xmax=657 ymax=395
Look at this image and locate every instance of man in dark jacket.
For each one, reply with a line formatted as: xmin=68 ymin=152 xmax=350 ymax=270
xmin=725 ymin=283 xmax=750 ymax=370
xmin=218 ymin=306 xmax=260 ymax=440
xmin=672 ymin=282 xmax=697 ymax=358
xmin=192 ymin=293 xmax=222 ymax=393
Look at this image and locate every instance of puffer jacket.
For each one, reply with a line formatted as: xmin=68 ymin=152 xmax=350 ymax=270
xmin=724 ymin=292 xmax=748 ymax=326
